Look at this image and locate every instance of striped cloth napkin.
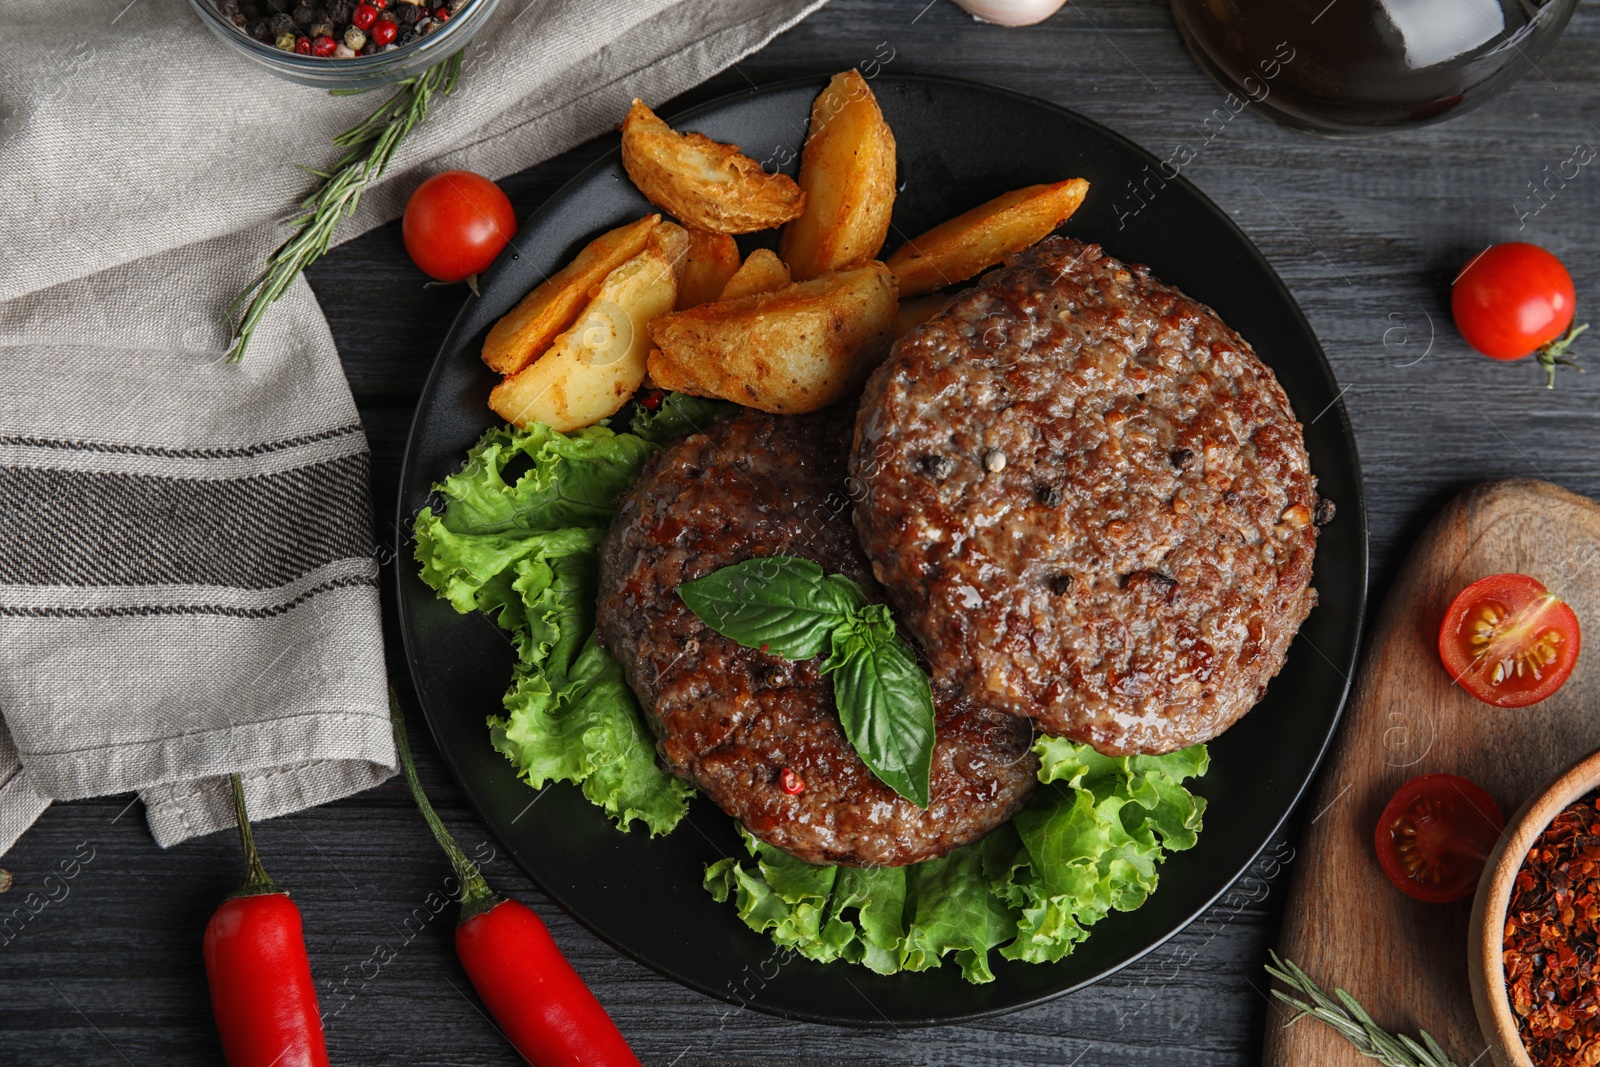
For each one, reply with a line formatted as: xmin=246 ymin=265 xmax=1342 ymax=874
xmin=0 ymin=0 xmax=824 ymax=858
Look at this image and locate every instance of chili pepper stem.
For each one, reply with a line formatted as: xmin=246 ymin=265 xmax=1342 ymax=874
xmin=229 ymin=774 xmax=280 ymax=898
xmin=388 ymin=689 xmax=501 ymax=920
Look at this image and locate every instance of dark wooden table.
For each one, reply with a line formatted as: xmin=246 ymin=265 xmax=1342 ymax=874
xmin=8 ymin=1 xmax=1600 ymax=1063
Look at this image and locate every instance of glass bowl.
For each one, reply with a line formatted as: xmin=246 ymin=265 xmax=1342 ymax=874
xmin=186 ymin=0 xmax=501 ymax=88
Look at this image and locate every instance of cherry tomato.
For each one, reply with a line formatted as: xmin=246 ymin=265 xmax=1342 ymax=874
xmin=1453 ymin=243 xmax=1575 ymax=358
xmin=1452 ymin=243 xmax=1588 ymax=386
xmin=1438 ymin=573 xmax=1581 ymax=708
xmin=402 ymin=171 xmax=516 ymax=283
xmin=1374 ymin=774 xmax=1504 ymax=903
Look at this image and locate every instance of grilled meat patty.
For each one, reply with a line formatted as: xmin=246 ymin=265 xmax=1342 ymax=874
xmin=851 ymin=238 xmax=1320 ymax=756
xmin=595 ymin=408 xmax=1038 ymax=867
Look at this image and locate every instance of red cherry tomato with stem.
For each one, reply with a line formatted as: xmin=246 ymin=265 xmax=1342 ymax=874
xmin=402 ymin=170 xmax=516 ymax=284
xmin=1452 ymin=242 xmax=1587 ymax=387
xmin=1438 ymin=572 xmax=1581 ymax=708
xmin=1374 ymin=774 xmax=1504 ymax=904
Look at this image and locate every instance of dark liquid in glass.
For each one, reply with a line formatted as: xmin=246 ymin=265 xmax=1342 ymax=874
xmin=1170 ymin=0 xmax=1577 ymax=135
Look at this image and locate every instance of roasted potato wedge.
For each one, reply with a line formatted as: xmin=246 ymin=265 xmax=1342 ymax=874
xmin=894 ymin=294 xmax=948 ymax=339
xmin=648 ymin=219 xmax=690 ymax=278
xmin=489 ymin=243 xmax=678 ymax=431
xmin=676 ymin=229 xmax=741 ymax=309
xmin=620 ymin=99 xmax=805 ymax=234
xmin=886 ymin=178 xmax=1090 ymax=296
xmin=648 ymin=261 xmax=896 ymax=415
xmin=779 ymin=70 xmax=897 ymax=281
xmin=718 ymin=247 xmax=791 ymax=300
xmin=481 ymin=214 xmax=660 ymax=376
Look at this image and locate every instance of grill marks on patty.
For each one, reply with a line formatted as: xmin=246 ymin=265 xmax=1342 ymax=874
xmin=850 ymin=237 xmax=1319 ymax=756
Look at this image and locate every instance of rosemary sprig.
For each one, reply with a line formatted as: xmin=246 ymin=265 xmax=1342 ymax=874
xmin=225 ymin=51 xmax=465 ymax=362
xmin=1265 ymin=952 xmax=1464 ymax=1067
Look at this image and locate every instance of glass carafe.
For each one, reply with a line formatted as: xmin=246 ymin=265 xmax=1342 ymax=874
xmin=1170 ymin=0 xmax=1578 ymax=136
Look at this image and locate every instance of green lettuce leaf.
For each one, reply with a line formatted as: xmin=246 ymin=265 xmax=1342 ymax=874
xmin=626 ymin=392 xmax=740 ymax=445
xmin=705 ymin=828 xmax=841 ymax=961
xmin=415 ymin=411 xmax=723 ymax=837
xmin=706 ymin=738 xmax=1209 ymax=982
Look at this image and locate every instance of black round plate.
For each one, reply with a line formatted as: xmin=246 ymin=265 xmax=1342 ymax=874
xmin=396 ymin=73 xmax=1368 ymax=1028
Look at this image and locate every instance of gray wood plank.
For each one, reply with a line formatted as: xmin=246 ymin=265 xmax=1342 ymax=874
xmin=9 ymin=0 xmax=1600 ymax=1061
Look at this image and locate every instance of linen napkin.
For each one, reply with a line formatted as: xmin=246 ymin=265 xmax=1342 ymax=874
xmin=0 ymin=0 xmax=826 ymax=858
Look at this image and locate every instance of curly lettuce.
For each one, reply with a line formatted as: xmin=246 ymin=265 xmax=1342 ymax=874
xmin=414 ymin=402 xmax=728 ymax=836
xmin=705 ymin=738 xmax=1208 ymax=982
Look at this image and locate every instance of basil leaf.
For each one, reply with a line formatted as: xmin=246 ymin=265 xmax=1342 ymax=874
xmin=677 ymin=556 xmax=856 ymax=660
xmin=679 ymin=558 xmax=936 ymax=807
xmin=825 ymin=604 xmax=936 ymax=808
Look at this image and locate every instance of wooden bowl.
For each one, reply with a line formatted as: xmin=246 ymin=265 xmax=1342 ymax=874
xmin=1469 ymin=747 xmax=1600 ymax=1067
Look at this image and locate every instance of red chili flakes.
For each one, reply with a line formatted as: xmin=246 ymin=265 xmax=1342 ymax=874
xmin=1505 ymin=790 xmax=1600 ymax=1066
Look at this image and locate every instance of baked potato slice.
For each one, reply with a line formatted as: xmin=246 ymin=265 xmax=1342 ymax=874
xmin=481 ymin=214 xmax=660 ymax=376
xmin=648 ymin=219 xmax=690 ymax=279
xmin=886 ymin=178 xmax=1090 ymax=296
xmin=894 ymin=294 xmax=948 ymax=339
xmin=620 ymin=99 xmax=805 ymax=234
xmin=779 ymin=70 xmax=897 ymax=281
xmin=489 ymin=243 xmax=678 ymax=431
xmin=718 ymin=247 xmax=791 ymax=301
xmin=676 ymin=229 xmax=741 ymax=309
xmin=648 ymin=261 xmax=896 ymax=415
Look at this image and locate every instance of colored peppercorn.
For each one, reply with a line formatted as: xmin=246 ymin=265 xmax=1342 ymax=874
xmin=213 ymin=0 xmax=465 ymax=56
xmin=780 ymin=768 xmax=805 ymax=795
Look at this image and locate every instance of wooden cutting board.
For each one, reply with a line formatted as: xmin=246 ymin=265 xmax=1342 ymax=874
xmin=1264 ymin=479 xmax=1600 ymax=1067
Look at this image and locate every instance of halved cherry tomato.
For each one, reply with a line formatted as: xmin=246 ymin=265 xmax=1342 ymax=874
xmin=402 ymin=170 xmax=517 ymax=283
xmin=1374 ymin=774 xmax=1504 ymax=904
xmin=1438 ymin=573 xmax=1581 ymax=708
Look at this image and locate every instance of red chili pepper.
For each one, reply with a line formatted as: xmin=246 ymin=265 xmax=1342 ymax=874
xmin=780 ymin=767 xmax=805 ymax=795
xmin=391 ymin=694 xmax=640 ymax=1067
xmin=203 ymin=776 xmax=330 ymax=1067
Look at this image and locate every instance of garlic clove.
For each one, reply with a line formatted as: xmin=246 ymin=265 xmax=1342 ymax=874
xmin=952 ymin=0 xmax=1068 ymax=26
